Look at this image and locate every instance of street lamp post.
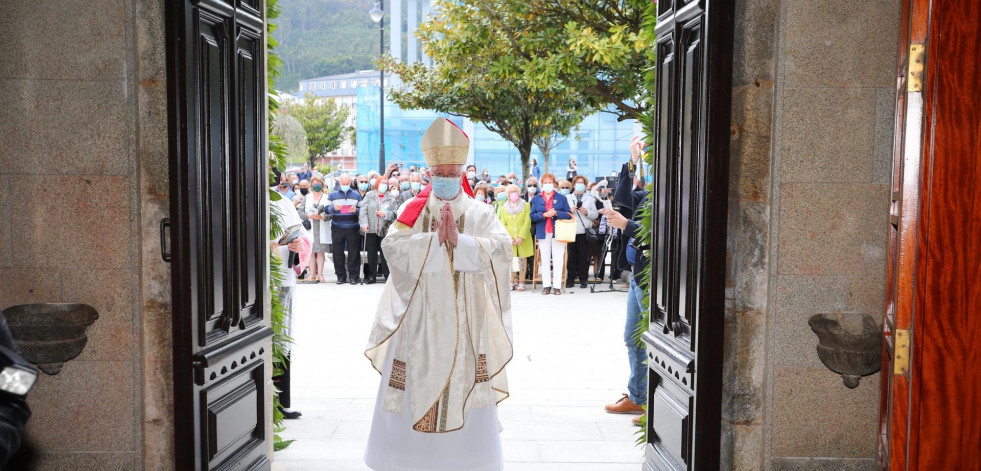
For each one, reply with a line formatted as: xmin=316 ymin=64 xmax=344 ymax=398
xmin=370 ymin=1 xmax=385 ymax=172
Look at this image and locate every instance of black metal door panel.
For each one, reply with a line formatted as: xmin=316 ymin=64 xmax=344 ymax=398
xmin=168 ymin=1 xmax=271 ymax=469
xmin=645 ymin=0 xmax=733 ymax=469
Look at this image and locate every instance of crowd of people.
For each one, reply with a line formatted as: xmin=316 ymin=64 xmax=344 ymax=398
xmin=271 ymin=134 xmax=652 ymax=433
xmin=272 ymin=157 xmax=625 ymax=292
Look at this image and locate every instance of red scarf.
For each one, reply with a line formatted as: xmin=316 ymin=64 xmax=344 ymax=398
xmin=396 ymin=175 xmax=475 ymax=228
xmin=544 ymin=192 xmax=555 ymax=233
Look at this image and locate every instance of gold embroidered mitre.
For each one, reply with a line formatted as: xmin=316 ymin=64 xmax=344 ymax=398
xmin=421 ymin=117 xmax=469 ymax=167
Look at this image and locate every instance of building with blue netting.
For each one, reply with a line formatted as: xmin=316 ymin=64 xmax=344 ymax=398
xmin=355 ymin=86 xmax=639 ymax=180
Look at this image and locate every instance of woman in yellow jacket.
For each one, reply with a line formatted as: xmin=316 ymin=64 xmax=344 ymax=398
xmin=497 ymin=184 xmax=534 ymax=291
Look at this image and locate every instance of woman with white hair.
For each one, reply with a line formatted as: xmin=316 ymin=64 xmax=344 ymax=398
xmin=497 ymin=184 xmax=533 ymax=291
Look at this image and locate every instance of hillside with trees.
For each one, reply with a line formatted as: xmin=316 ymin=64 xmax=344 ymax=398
xmin=272 ymin=0 xmax=384 ymax=92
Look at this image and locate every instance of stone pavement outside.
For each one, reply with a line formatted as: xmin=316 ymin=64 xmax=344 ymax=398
xmin=272 ymin=274 xmax=644 ymax=471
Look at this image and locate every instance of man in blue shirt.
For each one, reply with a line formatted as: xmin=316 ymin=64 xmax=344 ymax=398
xmin=326 ymin=172 xmax=363 ymax=284
xmin=296 ymin=163 xmax=312 ymax=182
xmin=275 ymin=177 xmax=295 ymax=201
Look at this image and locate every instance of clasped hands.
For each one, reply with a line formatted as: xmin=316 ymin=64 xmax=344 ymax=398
xmin=435 ymin=203 xmax=459 ymax=249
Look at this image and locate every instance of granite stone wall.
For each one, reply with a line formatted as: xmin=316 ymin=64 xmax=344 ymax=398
xmin=724 ymin=0 xmax=901 ymax=469
xmin=0 ymin=1 xmax=172 ymax=469
xmin=722 ymin=0 xmax=778 ymax=468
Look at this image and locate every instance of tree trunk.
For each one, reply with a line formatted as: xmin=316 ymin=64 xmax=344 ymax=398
xmin=541 ymin=146 xmax=551 ymax=177
xmin=519 ymin=142 xmax=532 ymax=183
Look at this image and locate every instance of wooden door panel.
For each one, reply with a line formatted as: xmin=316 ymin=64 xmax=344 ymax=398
xmin=653 ymin=32 xmax=675 ymax=330
xmin=169 ymin=0 xmax=271 ymax=469
xmin=651 ymin=31 xmax=676 ymax=327
xmin=200 ymin=333 xmax=270 ymax=469
xmin=197 ymin=9 xmax=233 ymax=345
xmin=645 ymin=0 xmax=733 ymax=469
xmin=675 ymin=17 xmax=704 ymax=341
xmin=233 ymin=26 xmax=264 ymax=328
xmin=649 ymin=382 xmax=691 ymax=469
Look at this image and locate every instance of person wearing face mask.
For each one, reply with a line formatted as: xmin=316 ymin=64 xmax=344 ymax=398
xmin=530 ymin=158 xmax=541 ymax=179
xmin=523 ymin=177 xmax=540 ymax=283
xmin=303 ymin=175 xmax=332 ymax=283
xmin=465 ymin=164 xmax=478 ymax=187
xmin=359 ymin=179 xmax=399 ymax=284
xmin=326 ymin=172 xmax=363 ymax=284
xmin=565 ymin=158 xmax=578 ymax=180
xmin=388 ymin=177 xmax=401 ymax=198
xmin=385 ymin=176 xmax=402 ymax=278
xmin=524 ymin=177 xmax=539 ymax=200
xmin=591 ymin=181 xmax=610 ymax=281
xmin=557 ymin=180 xmax=573 ymax=196
xmin=479 ymin=168 xmax=492 ymax=183
xmin=565 ymin=175 xmax=599 ymax=289
xmin=491 ymin=185 xmax=508 ymax=213
xmin=398 ymin=172 xmax=425 ymax=207
xmin=365 ymin=118 xmax=513 ymax=471
xmin=530 ymin=173 xmax=573 ymax=295
xmin=497 ymin=184 xmax=533 ymax=292
xmin=357 ymin=175 xmax=372 ymax=198
xmin=276 ymin=176 xmax=296 ymax=201
xmin=473 ymin=189 xmax=488 ymax=204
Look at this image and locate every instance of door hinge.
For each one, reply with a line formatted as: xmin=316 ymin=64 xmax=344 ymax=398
xmin=908 ymin=44 xmax=925 ymax=92
xmin=893 ymin=329 xmax=910 ymax=375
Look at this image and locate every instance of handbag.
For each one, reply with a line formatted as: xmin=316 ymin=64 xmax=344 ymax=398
xmin=554 ymin=219 xmax=577 ymax=243
xmin=576 ymin=210 xmax=600 ymax=243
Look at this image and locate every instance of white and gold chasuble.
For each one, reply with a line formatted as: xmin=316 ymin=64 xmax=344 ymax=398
xmin=364 ymin=191 xmax=514 ymax=471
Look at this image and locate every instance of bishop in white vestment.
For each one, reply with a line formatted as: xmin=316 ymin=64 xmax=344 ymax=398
xmin=364 ymin=118 xmax=514 ymax=471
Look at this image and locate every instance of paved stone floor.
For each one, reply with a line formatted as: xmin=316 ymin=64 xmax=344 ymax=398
xmin=272 ymin=272 xmax=644 ymax=471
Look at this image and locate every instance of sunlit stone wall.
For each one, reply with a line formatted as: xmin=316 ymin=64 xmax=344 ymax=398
xmin=0 ymin=1 xmax=173 ymax=469
xmin=724 ymin=0 xmax=901 ymax=469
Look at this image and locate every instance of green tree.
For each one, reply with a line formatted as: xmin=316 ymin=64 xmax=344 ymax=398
xmin=462 ymin=0 xmax=650 ymax=120
xmin=385 ymin=2 xmax=594 ymax=181
xmin=271 ymin=114 xmax=309 ymax=165
xmin=285 ymin=94 xmax=351 ymax=167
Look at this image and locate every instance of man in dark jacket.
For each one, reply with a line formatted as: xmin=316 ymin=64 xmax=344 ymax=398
xmin=600 ymin=137 xmax=650 ymax=423
xmin=326 ymin=172 xmax=363 ymax=284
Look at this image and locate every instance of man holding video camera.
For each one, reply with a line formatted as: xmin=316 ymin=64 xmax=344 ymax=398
xmin=600 ymin=136 xmax=651 ymax=424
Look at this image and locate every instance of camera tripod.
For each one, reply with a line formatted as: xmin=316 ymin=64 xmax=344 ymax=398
xmin=590 ymin=229 xmax=628 ymax=293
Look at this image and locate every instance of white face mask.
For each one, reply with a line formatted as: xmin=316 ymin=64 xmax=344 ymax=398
xmin=431 ymin=176 xmax=461 ymax=200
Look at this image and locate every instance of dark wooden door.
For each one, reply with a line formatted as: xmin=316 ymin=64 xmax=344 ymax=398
xmin=166 ymin=1 xmax=272 ymax=469
xmin=644 ymin=0 xmax=734 ymax=469
xmin=878 ymin=0 xmax=981 ymax=469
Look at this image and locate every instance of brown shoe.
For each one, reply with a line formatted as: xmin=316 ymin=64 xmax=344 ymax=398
xmin=604 ymin=394 xmax=644 ymax=415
